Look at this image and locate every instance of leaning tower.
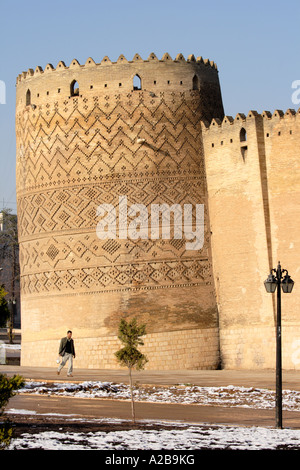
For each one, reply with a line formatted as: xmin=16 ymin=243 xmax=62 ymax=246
xmin=15 ymin=52 xmax=224 ymax=369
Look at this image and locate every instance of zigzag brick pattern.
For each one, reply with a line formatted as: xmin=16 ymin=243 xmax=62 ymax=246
xmin=16 ymin=53 xmax=224 ymax=369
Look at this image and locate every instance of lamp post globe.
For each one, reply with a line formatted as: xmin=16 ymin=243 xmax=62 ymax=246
xmin=264 ymin=273 xmax=277 ymax=293
xmin=281 ymin=274 xmax=294 ymax=294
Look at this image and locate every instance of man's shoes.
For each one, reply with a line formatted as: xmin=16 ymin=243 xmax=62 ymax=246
xmin=57 ymin=370 xmax=60 ymax=375
xmin=67 ymin=374 xmax=73 ymax=377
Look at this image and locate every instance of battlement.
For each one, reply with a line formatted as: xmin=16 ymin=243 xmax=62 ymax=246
xmin=16 ymin=52 xmax=218 ymax=84
xmin=201 ymin=107 xmax=300 ymax=162
xmin=16 ymin=51 xmax=224 ymax=118
xmin=201 ymin=107 xmax=300 ymax=132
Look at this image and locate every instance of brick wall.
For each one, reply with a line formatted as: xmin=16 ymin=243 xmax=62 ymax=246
xmin=16 ymin=53 xmax=224 ymax=369
xmin=21 ymin=327 xmax=220 ymax=370
xmin=202 ymin=109 xmax=300 ymax=369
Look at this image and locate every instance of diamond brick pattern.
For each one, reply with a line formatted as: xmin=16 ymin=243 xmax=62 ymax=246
xmin=17 ymin=91 xmax=213 ymax=295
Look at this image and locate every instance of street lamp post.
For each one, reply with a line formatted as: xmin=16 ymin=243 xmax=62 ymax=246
xmin=264 ymin=261 xmax=295 ymax=429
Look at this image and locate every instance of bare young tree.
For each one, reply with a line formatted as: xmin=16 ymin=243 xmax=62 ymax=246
xmin=115 ymin=317 xmax=148 ymax=423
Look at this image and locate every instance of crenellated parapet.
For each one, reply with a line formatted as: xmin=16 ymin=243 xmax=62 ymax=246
xmin=16 ymin=51 xmax=224 ymax=134
xmin=16 ymin=52 xmax=222 ymax=114
xmin=201 ymin=107 xmax=300 ymax=151
xmin=15 ymin=52 xmax=221 ymax=111
xmin=16 ymin=52 xmax=218 ymax=84
xmin=202 ymin=107 xmax=300 ymax=130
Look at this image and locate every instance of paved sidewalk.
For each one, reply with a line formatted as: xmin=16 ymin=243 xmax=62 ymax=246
xmin=1 ymin=364 xmax=300 ymax=389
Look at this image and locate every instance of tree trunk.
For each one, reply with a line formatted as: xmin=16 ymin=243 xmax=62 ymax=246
xmin=8 ymin=241 xmax=16 ymax=344
xmin=129 ymin=366 xmax=135 ymax=423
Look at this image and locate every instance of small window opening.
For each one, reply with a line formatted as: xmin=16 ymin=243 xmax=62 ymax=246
xmin=240 ymin=128 xmax=247 ymax=142
xmin=241 ymin=146 xmax=248 ymax=162
xmin=192 ymin=75 xmax=199 ymax=90
xmin=26 ymin=89 xmax=31 ymax=106
xmin=133 ymin=74 xmax=141 ymax=90
xmin=153 ymin=80 xmax=156 ymax=85
xmin=90 ymin=85 xmax=93 ymax=89
xmin=70 ymin=80 xmax=79 ymax=97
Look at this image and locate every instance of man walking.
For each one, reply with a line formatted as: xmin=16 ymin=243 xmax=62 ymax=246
xmin=57 ymin=330 xmax=76 ymax=376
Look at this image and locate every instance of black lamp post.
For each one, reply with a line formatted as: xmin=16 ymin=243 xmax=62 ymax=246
xmin=264 ymin=261 xmax=294 ymax=429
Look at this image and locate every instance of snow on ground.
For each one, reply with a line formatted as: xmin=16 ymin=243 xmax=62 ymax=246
xmin=4 ymin=380 xmax=300 ymax=450
xmin=6 ymin=415 xmax=300 ymax=450
xmin=0 ymin=343 xmax=21 ymax=349
xmin=17 ymin=380 xmax=300 ymax=411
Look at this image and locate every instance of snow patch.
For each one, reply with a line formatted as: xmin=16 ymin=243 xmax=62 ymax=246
xmin=17 ymin=381 xmax=300 ymax=411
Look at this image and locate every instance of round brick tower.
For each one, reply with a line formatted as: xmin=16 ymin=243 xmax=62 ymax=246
xmin=16 ymin=52 xmax=224 ymax=369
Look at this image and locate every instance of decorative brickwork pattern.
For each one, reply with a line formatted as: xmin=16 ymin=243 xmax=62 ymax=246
xmin=16 ymin=53 xmax=224 ymax=369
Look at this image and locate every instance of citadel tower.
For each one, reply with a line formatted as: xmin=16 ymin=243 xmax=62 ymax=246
xmin=16 ymin=53 xmax=224 ymax=369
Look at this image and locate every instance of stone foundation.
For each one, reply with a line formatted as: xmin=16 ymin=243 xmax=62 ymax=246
xmin=21 ymin=327 xmax=220 ymax=370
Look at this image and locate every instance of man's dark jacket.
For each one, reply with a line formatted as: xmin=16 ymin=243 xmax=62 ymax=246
xmin=59 ymin=337 xmax=76 ymax=357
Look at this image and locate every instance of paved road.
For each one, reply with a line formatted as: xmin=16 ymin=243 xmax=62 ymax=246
xmin=8 ymin=393 xmax=300 ymax=430
xmin=2 ymin=365 xmax=300 ymax=429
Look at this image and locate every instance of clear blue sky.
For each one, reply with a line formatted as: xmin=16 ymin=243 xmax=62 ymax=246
xmin=0 ymin=0 xmax=299 ymax=212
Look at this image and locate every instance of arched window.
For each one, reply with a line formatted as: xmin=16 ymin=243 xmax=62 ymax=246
xmin=70 ymin=80 xmax=79 ymax=97
xmin=240 ymin=128 xmax=247 ymax=161
xmin=192 ymin=75 xmax=199 ymax=90
xmin=133 ymin=74 xmax=142 ymax=90
xmin=240 ymin=128 xmax=247 ymax=142
xmin=26 ymin=89 xmax=31 ymax=106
